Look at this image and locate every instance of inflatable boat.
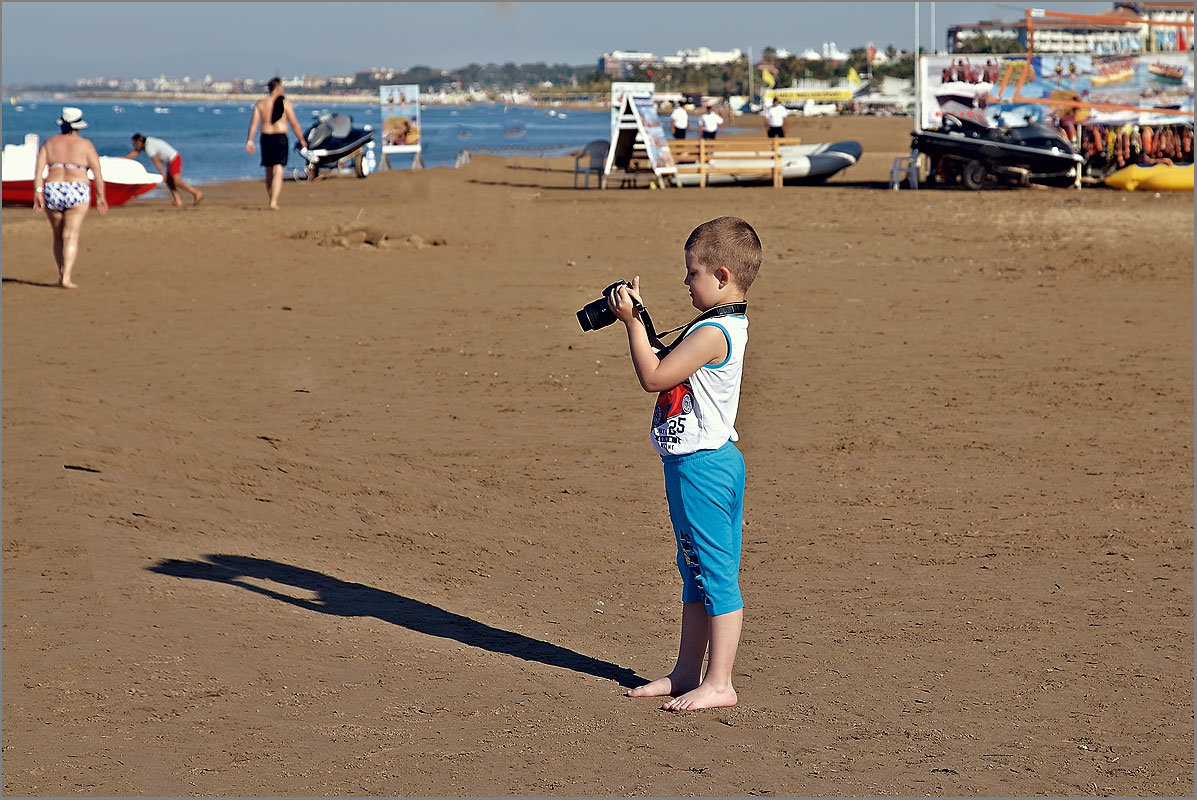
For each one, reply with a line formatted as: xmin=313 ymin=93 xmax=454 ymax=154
xmin=671 ymin=140 xmax=863 ymax=187
xmin=1103 ymin=162 xmax=1194 ymax=191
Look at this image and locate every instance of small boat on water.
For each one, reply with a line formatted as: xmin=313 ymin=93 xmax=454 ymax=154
xmin=1 ymin=134 xmax=163 ymax=206
xmin=672 ymin=140 xmax=863 ymax=187
xmin=1148 ymin=62 xmax=1185 ymax=84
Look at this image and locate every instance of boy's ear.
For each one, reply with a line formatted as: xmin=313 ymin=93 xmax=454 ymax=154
xmin=716 ymin=266 xmax=732 ymax=287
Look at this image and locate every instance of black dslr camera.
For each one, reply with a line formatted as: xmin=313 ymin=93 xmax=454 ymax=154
xmin=577 ymin=280 xmax=747 ymax=355
xmin=576 ymin=280 xmax=636 ymax=331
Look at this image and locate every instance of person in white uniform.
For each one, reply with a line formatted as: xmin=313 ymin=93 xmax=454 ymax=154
xmin=670 ymin=103 xmax=690 ymax=139
xmin=699 ymin=106 xmax=723 ymax=140
xmin=764 ymin=98 xmax=788 ymax=138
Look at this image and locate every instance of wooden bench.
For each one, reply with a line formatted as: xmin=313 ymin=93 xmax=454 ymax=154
xmin=668 ymin=137 xmax=803 ymax=188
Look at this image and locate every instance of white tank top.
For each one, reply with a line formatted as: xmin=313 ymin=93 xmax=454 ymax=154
xmin=650 ymin=314 xmax=748 ymax=456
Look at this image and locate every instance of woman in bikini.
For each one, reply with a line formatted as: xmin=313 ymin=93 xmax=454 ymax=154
xmin=245 ymin=77 xmax=308 ymax=210
xmin=32 ymin=107 xmax=108 ymax=288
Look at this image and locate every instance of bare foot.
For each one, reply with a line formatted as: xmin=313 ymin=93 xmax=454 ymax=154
xmin=627 ymin=673 xmax=699 ymax=699
xmin=59 ymin=278 xmax=78 ymax=289
xmin=267 ymin=204 xmax=280 ymax=211
xmin=193 ymin=191 xmax=204 ymax=206
xmin=662 ymin=683 xmax=737 ymax=712
xmin=170 ymin=198 xmax=183 ymax=207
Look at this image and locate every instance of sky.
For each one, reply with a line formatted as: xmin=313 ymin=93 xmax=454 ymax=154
xmin=2 ymin=1 xmax=1112 ymax=85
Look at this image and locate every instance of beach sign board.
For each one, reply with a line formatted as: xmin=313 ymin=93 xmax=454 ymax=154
xmin=919 ymin=53 xmax=1194 ymax=129
xmin=380 ymin=84 xmax=421 ymax=166
xmin=630 ymin=95 xmax=675 ymax=172
xmin=763 ymin=87 xmax=853 ymax=106
xmin=610 ymin=81 xmax=654 ymax=137
xmin=605 ymin=93 xmax=675 ymax=185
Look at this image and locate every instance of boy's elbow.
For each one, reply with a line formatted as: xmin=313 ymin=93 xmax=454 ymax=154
xmin=639 ymin=375 xmax=672 ymax=393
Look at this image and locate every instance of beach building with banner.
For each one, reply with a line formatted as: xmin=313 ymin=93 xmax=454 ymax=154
xmin=920 ymin=4 xmax=1194 ymax=130
xmin=379 ymin=84 xmax=422 ymax=169
xmin=947 ymin=1 xmax=1194 ymax=54
xmin=918 ymin=50 xmax=1193 ymax=129
xmin=903 ymin=5 xmax=1193 ymax=191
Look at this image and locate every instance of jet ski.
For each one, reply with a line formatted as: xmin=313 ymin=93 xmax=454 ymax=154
xmin=913 ymin=113 xmax=1084 ymax=190
xmin=296 ymin=112 xmax=377 ymax=179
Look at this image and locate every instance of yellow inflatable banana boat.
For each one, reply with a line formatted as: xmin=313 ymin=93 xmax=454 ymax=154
xmin=1103 ymin=162 xmax=1194 ymax=191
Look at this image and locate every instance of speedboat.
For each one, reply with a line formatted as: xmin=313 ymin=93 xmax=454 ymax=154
xmin=1 ymin=134 xmax=163 ymax=206
xmin=913 ymin=114 xmax=1084 ymax=189
xmin=296 ymin=113 xmax=376 ymax=179
xmin=672 ymin=140 xmax=863 ymax=187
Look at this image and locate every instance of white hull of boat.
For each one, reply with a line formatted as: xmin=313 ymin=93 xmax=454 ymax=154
xmin=2 ymin=135 xmax=163 ymax=206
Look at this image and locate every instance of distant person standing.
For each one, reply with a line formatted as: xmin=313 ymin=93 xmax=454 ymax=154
xmin=31 ymin=107 xmax=107 ymax=289
xmin=245 ymin=77 xmax=308 ymax=210
xmin=764 ymin=98 xmax=788 ymax=138
xmin=700 ymin=105 xmax=723 ymax=140
xmin=124 ymin=134 xmax=203 ymax=206
xmin=670 ymin=102 xmax=690 ymax=139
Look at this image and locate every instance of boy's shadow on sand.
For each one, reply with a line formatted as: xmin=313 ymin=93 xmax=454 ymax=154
xmin=149 ymin=554 xmax=643 ymax=688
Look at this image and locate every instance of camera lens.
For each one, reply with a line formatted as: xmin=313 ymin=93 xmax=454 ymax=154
xmin=576 ymin=280 xmax=627 ymax=332
xmin=577 ymin=297 xmax=615 ymax=331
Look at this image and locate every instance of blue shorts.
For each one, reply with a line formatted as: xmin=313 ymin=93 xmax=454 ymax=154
xmin=662 ymin=441 xmax=745 ymax=616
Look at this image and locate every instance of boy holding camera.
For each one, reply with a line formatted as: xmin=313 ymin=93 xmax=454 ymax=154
xmin=606 ymin=216 xmax=760 ymax=712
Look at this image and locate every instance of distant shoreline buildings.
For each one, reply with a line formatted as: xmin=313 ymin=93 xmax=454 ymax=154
xmin=598 ymin=47 xmax=746 ymax=77
xmin=596 ymin=43 xmax=862 ymax=78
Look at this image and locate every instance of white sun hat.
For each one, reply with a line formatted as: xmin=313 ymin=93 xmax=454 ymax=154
xmin=57 ymin=106 xmax=88 ymax=129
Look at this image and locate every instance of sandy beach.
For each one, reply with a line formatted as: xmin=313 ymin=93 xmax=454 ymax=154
xmin=2 ymin=116 xmax=1192 ymax=796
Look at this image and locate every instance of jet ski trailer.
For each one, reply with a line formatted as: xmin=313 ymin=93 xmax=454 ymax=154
xmin=296 ymin=112 xmax=377 ymax=180
xmin=913 ymin=114 xmax=1084 ymax=190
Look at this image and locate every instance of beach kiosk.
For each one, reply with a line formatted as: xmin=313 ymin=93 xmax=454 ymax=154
xmin=605 ymin=93 xmax=676 ymax=188
xmin=379 ymin=84 xmax=424 ymax=169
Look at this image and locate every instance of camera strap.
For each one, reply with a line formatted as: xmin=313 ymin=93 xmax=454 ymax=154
xmin=640 ymin=302 xmax=747 ymax=355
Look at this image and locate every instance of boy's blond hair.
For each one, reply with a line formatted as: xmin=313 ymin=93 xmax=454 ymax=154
xmin=684 ymin=216 xmax=762 ymax=291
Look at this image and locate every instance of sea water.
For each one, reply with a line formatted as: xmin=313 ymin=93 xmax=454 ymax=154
xmin=3 ymin=98 xmax=610 ymax=185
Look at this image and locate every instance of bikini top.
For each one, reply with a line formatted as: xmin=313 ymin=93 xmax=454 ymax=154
xmin=48 ymin=162 xmax=89 ymax=171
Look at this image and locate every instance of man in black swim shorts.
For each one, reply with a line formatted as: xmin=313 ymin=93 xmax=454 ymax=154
xmin=259 ymin=131 xmax=289 ymax=167
xmin=246 ymin=77 xmax=308 ymax=210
